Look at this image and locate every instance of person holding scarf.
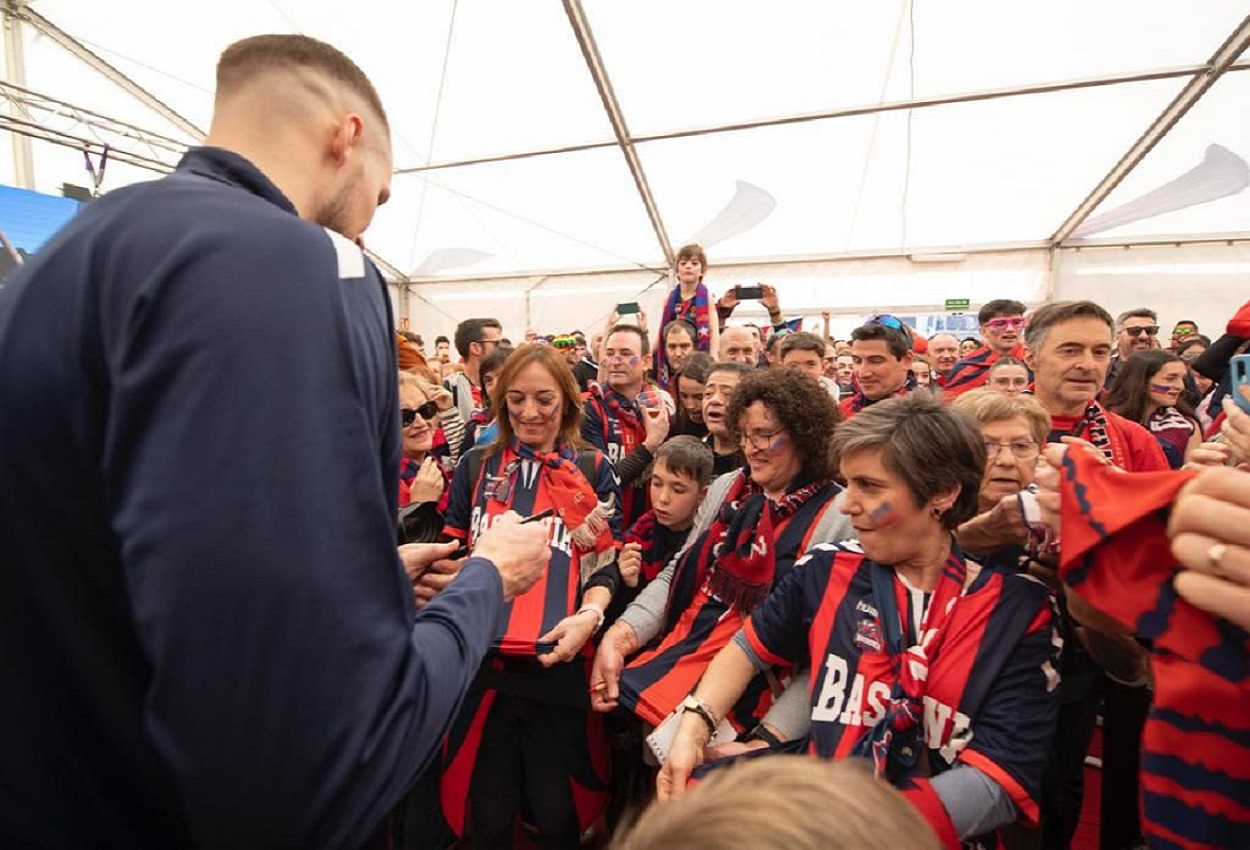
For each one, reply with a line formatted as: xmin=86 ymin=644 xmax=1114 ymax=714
xmin=590 ymin=369 xmax=849 ymax=740
xmin=437 ymin=344 xmax=623 ymax=850
xmin=658 ymin=396 xmax=1062 ymax=849
xmin=1021 ymin=300 xmax=1167 ymax=850
xmin=653 ymin=243 xmax=718 ymax=392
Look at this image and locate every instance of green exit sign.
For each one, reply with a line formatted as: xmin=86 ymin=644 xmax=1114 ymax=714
xmin=945 ymin=298 xmax=970 ymax=311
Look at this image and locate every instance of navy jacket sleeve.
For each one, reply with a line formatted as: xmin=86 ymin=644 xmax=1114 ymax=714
xmin=104 ymin=217 xmax=500 ymax=848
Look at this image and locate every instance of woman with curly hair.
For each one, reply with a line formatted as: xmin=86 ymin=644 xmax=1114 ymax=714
xmin=590 ymin=369 xmax=850 ymax=745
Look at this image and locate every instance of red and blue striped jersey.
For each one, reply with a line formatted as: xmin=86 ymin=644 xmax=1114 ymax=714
xmin=1058 ymin=450 xmax=1250 ymax=849
xmin=444 ymin=445 xmax=622 ymax=656
xmin=617 ymin=482 xmax=843 ymax=730
xmin=942 ymin=344 xmax=1029 ymax=399
xmin=742 ymin=542 xmax=1061 ymax=828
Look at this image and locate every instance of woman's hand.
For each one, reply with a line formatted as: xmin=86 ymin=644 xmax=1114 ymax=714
xmin=538 ymin=609 xmax=600 ymax=668
xmin=590 ymin=622 xmax=638 ymax=712
xmin=1220 ymin=391 xmax=1250 ymax=465
xmin=429 ymin=385 xmax=455 ymax=412
xmin=618 ymin=542 xmax=643 ymax=588
xmin=409 ymin=456 xmax=445 ymax=505
xmin=1186 ymin=440 xmax=1232 ymax=470
xmin=656 ymin=719 xmax=708 ymax=803
xmin=1168 ymin=465 xmax=1250 ymax=630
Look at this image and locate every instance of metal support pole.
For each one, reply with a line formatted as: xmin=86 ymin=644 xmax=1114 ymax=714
xmin=1052 ymin=14 xmax=1250 ymax=243
xmin=562 ymin=0 xmax=674 ymax=268
xmin=8 ymin=1 xmax=203 ymax=141
xmin=2 ymin=2 xmax=34 ymax=187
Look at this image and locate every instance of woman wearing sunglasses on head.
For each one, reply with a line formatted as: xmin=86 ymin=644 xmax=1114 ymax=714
xmin=434 ymin=343 xmax=624 ymax=849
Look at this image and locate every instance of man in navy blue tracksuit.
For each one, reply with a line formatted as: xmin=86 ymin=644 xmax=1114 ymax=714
xmin=0 ymin=34 xmax=547 ymax=849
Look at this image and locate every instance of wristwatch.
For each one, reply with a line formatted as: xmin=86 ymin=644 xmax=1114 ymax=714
xmin=680 ymin=694 xmax=719 ymax=739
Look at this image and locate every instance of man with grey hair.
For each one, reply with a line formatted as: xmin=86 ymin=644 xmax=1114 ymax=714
xmin=1106 ymin=307 xmax=1160 ymax=388
xmin=1022 ymin=299 xmax=1167 ymax=849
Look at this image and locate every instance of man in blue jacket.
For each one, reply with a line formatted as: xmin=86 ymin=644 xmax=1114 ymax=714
xmin=0 ymin=34 xmax=548 ymax=849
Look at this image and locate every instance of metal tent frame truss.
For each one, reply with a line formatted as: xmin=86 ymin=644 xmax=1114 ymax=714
xmin=2 ymin=1 xmax=1249 ymax=290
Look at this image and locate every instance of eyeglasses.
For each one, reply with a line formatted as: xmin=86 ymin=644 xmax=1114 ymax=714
xmin=739 ymin=429 xmax=785 ymax=452
xmin=984 ymin=439 xmax=1039 ymax=460
xmin=984 ymin=317 xmax=1027 ymax=331
xmin=401 ymin=401 xmax=439 ymax=427
xmin=1172 ymin=327 xmax=1195 ymax=338
xmin=1123 ymin=326 xmax=1159 ymax=338
xmin=475 ymin=337 xmax=502 ymax=349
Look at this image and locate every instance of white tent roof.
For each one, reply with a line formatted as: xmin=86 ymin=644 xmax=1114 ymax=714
xmin=3 ymin=1 xmax=1249 ymax=337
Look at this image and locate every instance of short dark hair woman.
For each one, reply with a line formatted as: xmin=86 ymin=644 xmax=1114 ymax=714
xmin=658 ymin=395 xmax=1060 ymax=847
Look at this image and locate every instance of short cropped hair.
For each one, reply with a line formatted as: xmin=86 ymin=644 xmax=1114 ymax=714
xmin=1023 ymin=300 xmax=1113 ymax=352
xmin=453 ymin=318 xmax=502 ymax=359
xmin=978 ymin=299 xmax=1027 ymax=325
xmin=606 ymin=322 xmax=650 ymax=355
xmin=832 ymin=394 xmax=985 ymax=530
xmin=779 ymin=331 xmax=827 ymax=359
xmin=1116 ymin=307 xmax=1158 ymax=327
xmin=614 ymin=757 xmax=939 ymax=850
xmin=953 ymin=388 xmax=1051 ymax=444
xmin=216 ymin=34 xmax=388 ymax=128
xmin=434 ymin=335 xmax=450 ymax=346
xmin=653 ymin=435 xmax=714 ymax=488
xmin=850 ymin=323 xmax=909 ymax=360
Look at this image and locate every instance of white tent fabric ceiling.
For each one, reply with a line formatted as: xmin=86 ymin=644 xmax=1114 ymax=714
xmin=3 ymin=1 xmax=1249 ymax=336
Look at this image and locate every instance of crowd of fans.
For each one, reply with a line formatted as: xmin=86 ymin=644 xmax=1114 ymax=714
xmin=2 ymin=33 xmax=1245 ymax=850
xmin=389 ymin=241 xmax=1249 ymax=850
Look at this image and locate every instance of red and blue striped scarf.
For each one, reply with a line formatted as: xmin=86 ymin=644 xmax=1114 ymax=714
xmin=655 ymin=282 xmax=711 ymax=388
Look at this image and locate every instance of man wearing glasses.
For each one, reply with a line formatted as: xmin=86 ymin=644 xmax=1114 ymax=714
xmin=943 ymin=299 xmax=1031 ymax=398
xmin=445 ymin=317 xmax=503 ymax=421
xmin=1105 ymin=307 xmax=1160 ymax=390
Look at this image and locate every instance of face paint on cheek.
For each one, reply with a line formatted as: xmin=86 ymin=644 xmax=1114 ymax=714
xmin=1150 ymin=384 xmax=1174 ymax=394
xmin=868 ymin=502 xmax=900 ymax=526
xmin=767 ymin=436 xmax=789 ymax=455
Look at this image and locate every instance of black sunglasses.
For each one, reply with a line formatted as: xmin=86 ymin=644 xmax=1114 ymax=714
xmin=401 ymin=401 xmax=439 ymax=427
xmin=1125 ymin=325 xmax=1160 ymax=338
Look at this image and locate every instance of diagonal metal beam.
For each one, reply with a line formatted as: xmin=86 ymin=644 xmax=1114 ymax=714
xmin=395 ymin=60 xmax=1250 ymax=176
xmin=5 ymin=0 xmax=204 ymax=141
xmin=561 ymin=0 xmax=673 ymax=267
xmin=1051 ymin=13 xmax=1250 ymax=244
